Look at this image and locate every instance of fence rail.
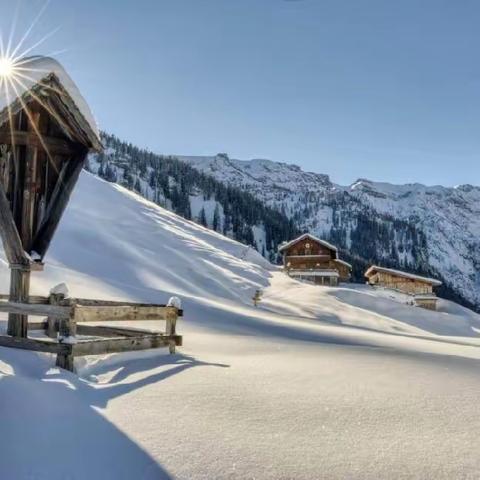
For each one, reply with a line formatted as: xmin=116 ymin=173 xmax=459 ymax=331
xmin=0 ymin=292 xmax=183 ymax=372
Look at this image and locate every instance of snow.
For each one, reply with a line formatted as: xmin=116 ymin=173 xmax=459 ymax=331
xmin=0 ymin=56 xmax=100 ymax=140
xmin=2 ymin=172 xmax=480 ymax=479
xmin=278 ymin=233 xmax=338 ymax=253
xmin=365 ymin=265 xmax=443 ymax=286
xmin=49 ymin=282 xmax=70 ymax=297
xmin=167 ymin=296 xmax=182 ymax=309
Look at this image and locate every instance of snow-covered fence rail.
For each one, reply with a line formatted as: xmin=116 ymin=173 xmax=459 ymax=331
xmin=0 ymin=293 xmax=183 ymax=372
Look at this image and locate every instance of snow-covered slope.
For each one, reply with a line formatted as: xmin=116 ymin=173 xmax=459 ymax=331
xmin=180 ymin=154 xmax=480 ymax=311
xmin=2 ymin=172 xmax=480 ymax=479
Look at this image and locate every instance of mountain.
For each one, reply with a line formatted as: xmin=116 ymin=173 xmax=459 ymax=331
xmin=179 ymin=154 xmax=480 ymax=312
xmin=87 ymin=133 xmax=298 ymax=262
xmin=87 ymin=134 xmax=479 ymax=312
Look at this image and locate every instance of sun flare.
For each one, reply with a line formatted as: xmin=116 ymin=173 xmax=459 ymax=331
xmin=0 ymin=57 xmax=15 ymax=77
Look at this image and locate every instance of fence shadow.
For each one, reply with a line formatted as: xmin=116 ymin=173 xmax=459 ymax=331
xmin=0 ymin=348 xmax=228 ymax=480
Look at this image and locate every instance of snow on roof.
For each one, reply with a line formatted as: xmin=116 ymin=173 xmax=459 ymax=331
xmin=288 ymin=269 xmax=339 ymax=277
xmin=334 ymin=258 xmax=352 ymax=269
xmin=0 ymin=56 xmax=100 ymax=141
xmin=278 ymin=233 xmax=338 ymax=254
xmin=365 ymin=265 xmax=442 ymax=286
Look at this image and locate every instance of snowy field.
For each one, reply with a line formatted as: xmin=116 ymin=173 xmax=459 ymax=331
xmin=2 ymin=173 xmax=480 ymax=479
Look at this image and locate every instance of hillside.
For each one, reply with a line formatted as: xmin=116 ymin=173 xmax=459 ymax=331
xmin=88 ymin=133 xmax=298 ymax=262
xmin=2 ymin=172 xmax=480 ymax=479
xmin=181 ymin=154 xmax=480 ymax=311
xmin=88 ymin=134 xmax=479 ymax=312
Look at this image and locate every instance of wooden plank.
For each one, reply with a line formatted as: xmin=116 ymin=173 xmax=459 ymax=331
xmin=7 ymin=268 xmax=31 ymax=337
xmin=73 ymin=305 xmax=177 ymax=323
xmin=0 ymin=335 xmax=71 ymax=354
xmin=0 ymin=301 xmax=71 ymax=318
xmin=0 ymin=180 xmax=29 ymax=265
xmin=56 ymin=352 xmax=74 ymax=371
xmin=27 ymin=320 xmax=48 ymax=330
xmin=31 ymin=154 xmax=87 ymax=258
xmin=76 ymin=325 xmax=156 ymax=337
xmin=0 ymin=293 xmax=49 ymax=304
xmin=0 ymin=131 xmax=78 ymax=156
xmin=72 ymin=334 xmax=182 ymax=357
xmin=165 ymin=308 xmax=177 ymax=354
xmin=0 ymin=293 xmax=184 ymax=316
xmin=21 ymin=112 xmax=40 ymax=251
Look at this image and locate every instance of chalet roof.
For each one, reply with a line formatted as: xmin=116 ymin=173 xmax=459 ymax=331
xmin=278 ymin=233 xmax=338 ymax=255
xmin=288 ymin=269 xmax=339 ymax=277
xmin=0 ymin=56 xmax=101 ymax=150
xmin=334 ymin=258 xmax=352 ymax=269
xmin=365 ymin=265 xmax=442 ymax=286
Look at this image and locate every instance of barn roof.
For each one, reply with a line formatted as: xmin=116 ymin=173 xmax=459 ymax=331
xmin=0 ymin=56 xmax=101 ymax=150
xmin=278 ymin=233 xmax=338 ymax=254
xmin=365 ymin=265 xmax=442 ymax=286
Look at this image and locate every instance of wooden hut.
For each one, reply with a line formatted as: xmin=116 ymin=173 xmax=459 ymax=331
xmin=364 ymin=265 xmax=442 ymax=310
xmin=0 ymin=56 xmax=102 ymax=337
xmin=278 ymin=233 xmax=351 ymax=286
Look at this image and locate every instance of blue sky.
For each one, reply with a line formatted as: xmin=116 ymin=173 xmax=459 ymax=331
xmin=1 ymin=0 xmax=479 ymax=186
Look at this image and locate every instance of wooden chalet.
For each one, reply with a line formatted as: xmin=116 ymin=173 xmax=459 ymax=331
xmin=365 ymin=265 xmax=442 ymax=310
xmin=278 ymin=233 xmax=351 ymax=286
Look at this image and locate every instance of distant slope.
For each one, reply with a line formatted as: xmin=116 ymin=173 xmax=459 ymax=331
xmin=181 ymin=154 xmax=480 ymax=312
xmin=87 ymin=133 xmax=298 ymax=262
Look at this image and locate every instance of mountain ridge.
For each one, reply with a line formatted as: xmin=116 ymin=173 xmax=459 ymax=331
xmin=90 ymin=135 xmax=480 ymax=312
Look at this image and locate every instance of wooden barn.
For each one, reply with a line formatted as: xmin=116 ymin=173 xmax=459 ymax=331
xmin=278 ymin=233 xmax=351 ymax=286
xmin=365 ymin=265 xmax=442 ymax=310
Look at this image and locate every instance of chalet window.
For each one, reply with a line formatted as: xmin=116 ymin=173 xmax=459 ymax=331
xmin=305 ymin=242 xmax=311 ymax=255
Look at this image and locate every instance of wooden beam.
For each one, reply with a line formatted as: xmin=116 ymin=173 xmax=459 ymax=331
xmin=76 ymin=325 xmax=156 ymax=337
xmin=31 ymin=153 xmax=86 ymax=257
xmin=0 ymin=293 xmax=184 ymax=316
xmin=0 ymin=180 xmax=29 ymax=265
xmin=0 ymin=300 xmax=71 ymax=318
xmin=166 ymin=307 xmax=178 ymax=354
xmin=0 ymin=335 xmax=71 ymax=354
xmin=0 ymin=131 xmax=79 ymax=156
xmin=21 ymin=113 xmax=40 ymax=252
xmin=72 ymin=334 xmax=182 ymax=357
xmin=73 ymin=305 xmax=178 ymax=323
xmin=7 ymin=269 xmax=31 ymax=337
xmin=0 ymin=293 xmax=49 ymax=304
xmin=28 ymin=320 xmax=48 ymax=330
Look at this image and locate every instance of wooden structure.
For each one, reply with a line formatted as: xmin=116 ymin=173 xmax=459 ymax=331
xmin=0 ymin=56 xmax=102 ymax=337
xmin=279 ymin=233 xmax=351 ymax=286
xmin=0 ymin=57 xmax=184 ymax=371
xmin=0 ymin=292 xmax=182 ymax=371
xmin=365 ymin=265 xmax=442 ymax=310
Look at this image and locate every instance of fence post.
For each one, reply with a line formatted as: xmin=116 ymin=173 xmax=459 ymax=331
xmin=46 ymin=292 xmax=63 ymax=338
xmin=56 ymin=299 xmax=76 ymax=372
xmin=165 ymin=307 xmax=177 ymax=354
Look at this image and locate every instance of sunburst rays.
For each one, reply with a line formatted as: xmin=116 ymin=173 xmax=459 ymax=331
xmin=0 ymin=1 xmax=66 ymax=172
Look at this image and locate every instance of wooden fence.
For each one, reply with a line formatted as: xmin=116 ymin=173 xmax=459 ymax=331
xmin=0 ymin=293 xmax=183 ymax=372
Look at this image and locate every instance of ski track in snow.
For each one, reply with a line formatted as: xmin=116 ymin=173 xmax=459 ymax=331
xmin=1 ymin=172 xmax=480 ymax=479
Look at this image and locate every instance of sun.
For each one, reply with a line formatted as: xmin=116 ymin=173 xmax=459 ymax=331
xmin=0 ymin=57 xmax=15 ymax=77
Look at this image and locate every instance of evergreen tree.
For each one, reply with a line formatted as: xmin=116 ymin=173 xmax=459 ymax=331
xmin=212 ymin=204 xmax=220 ymax=232
xmin=199 ymin=207 xmax=208 ymax=227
